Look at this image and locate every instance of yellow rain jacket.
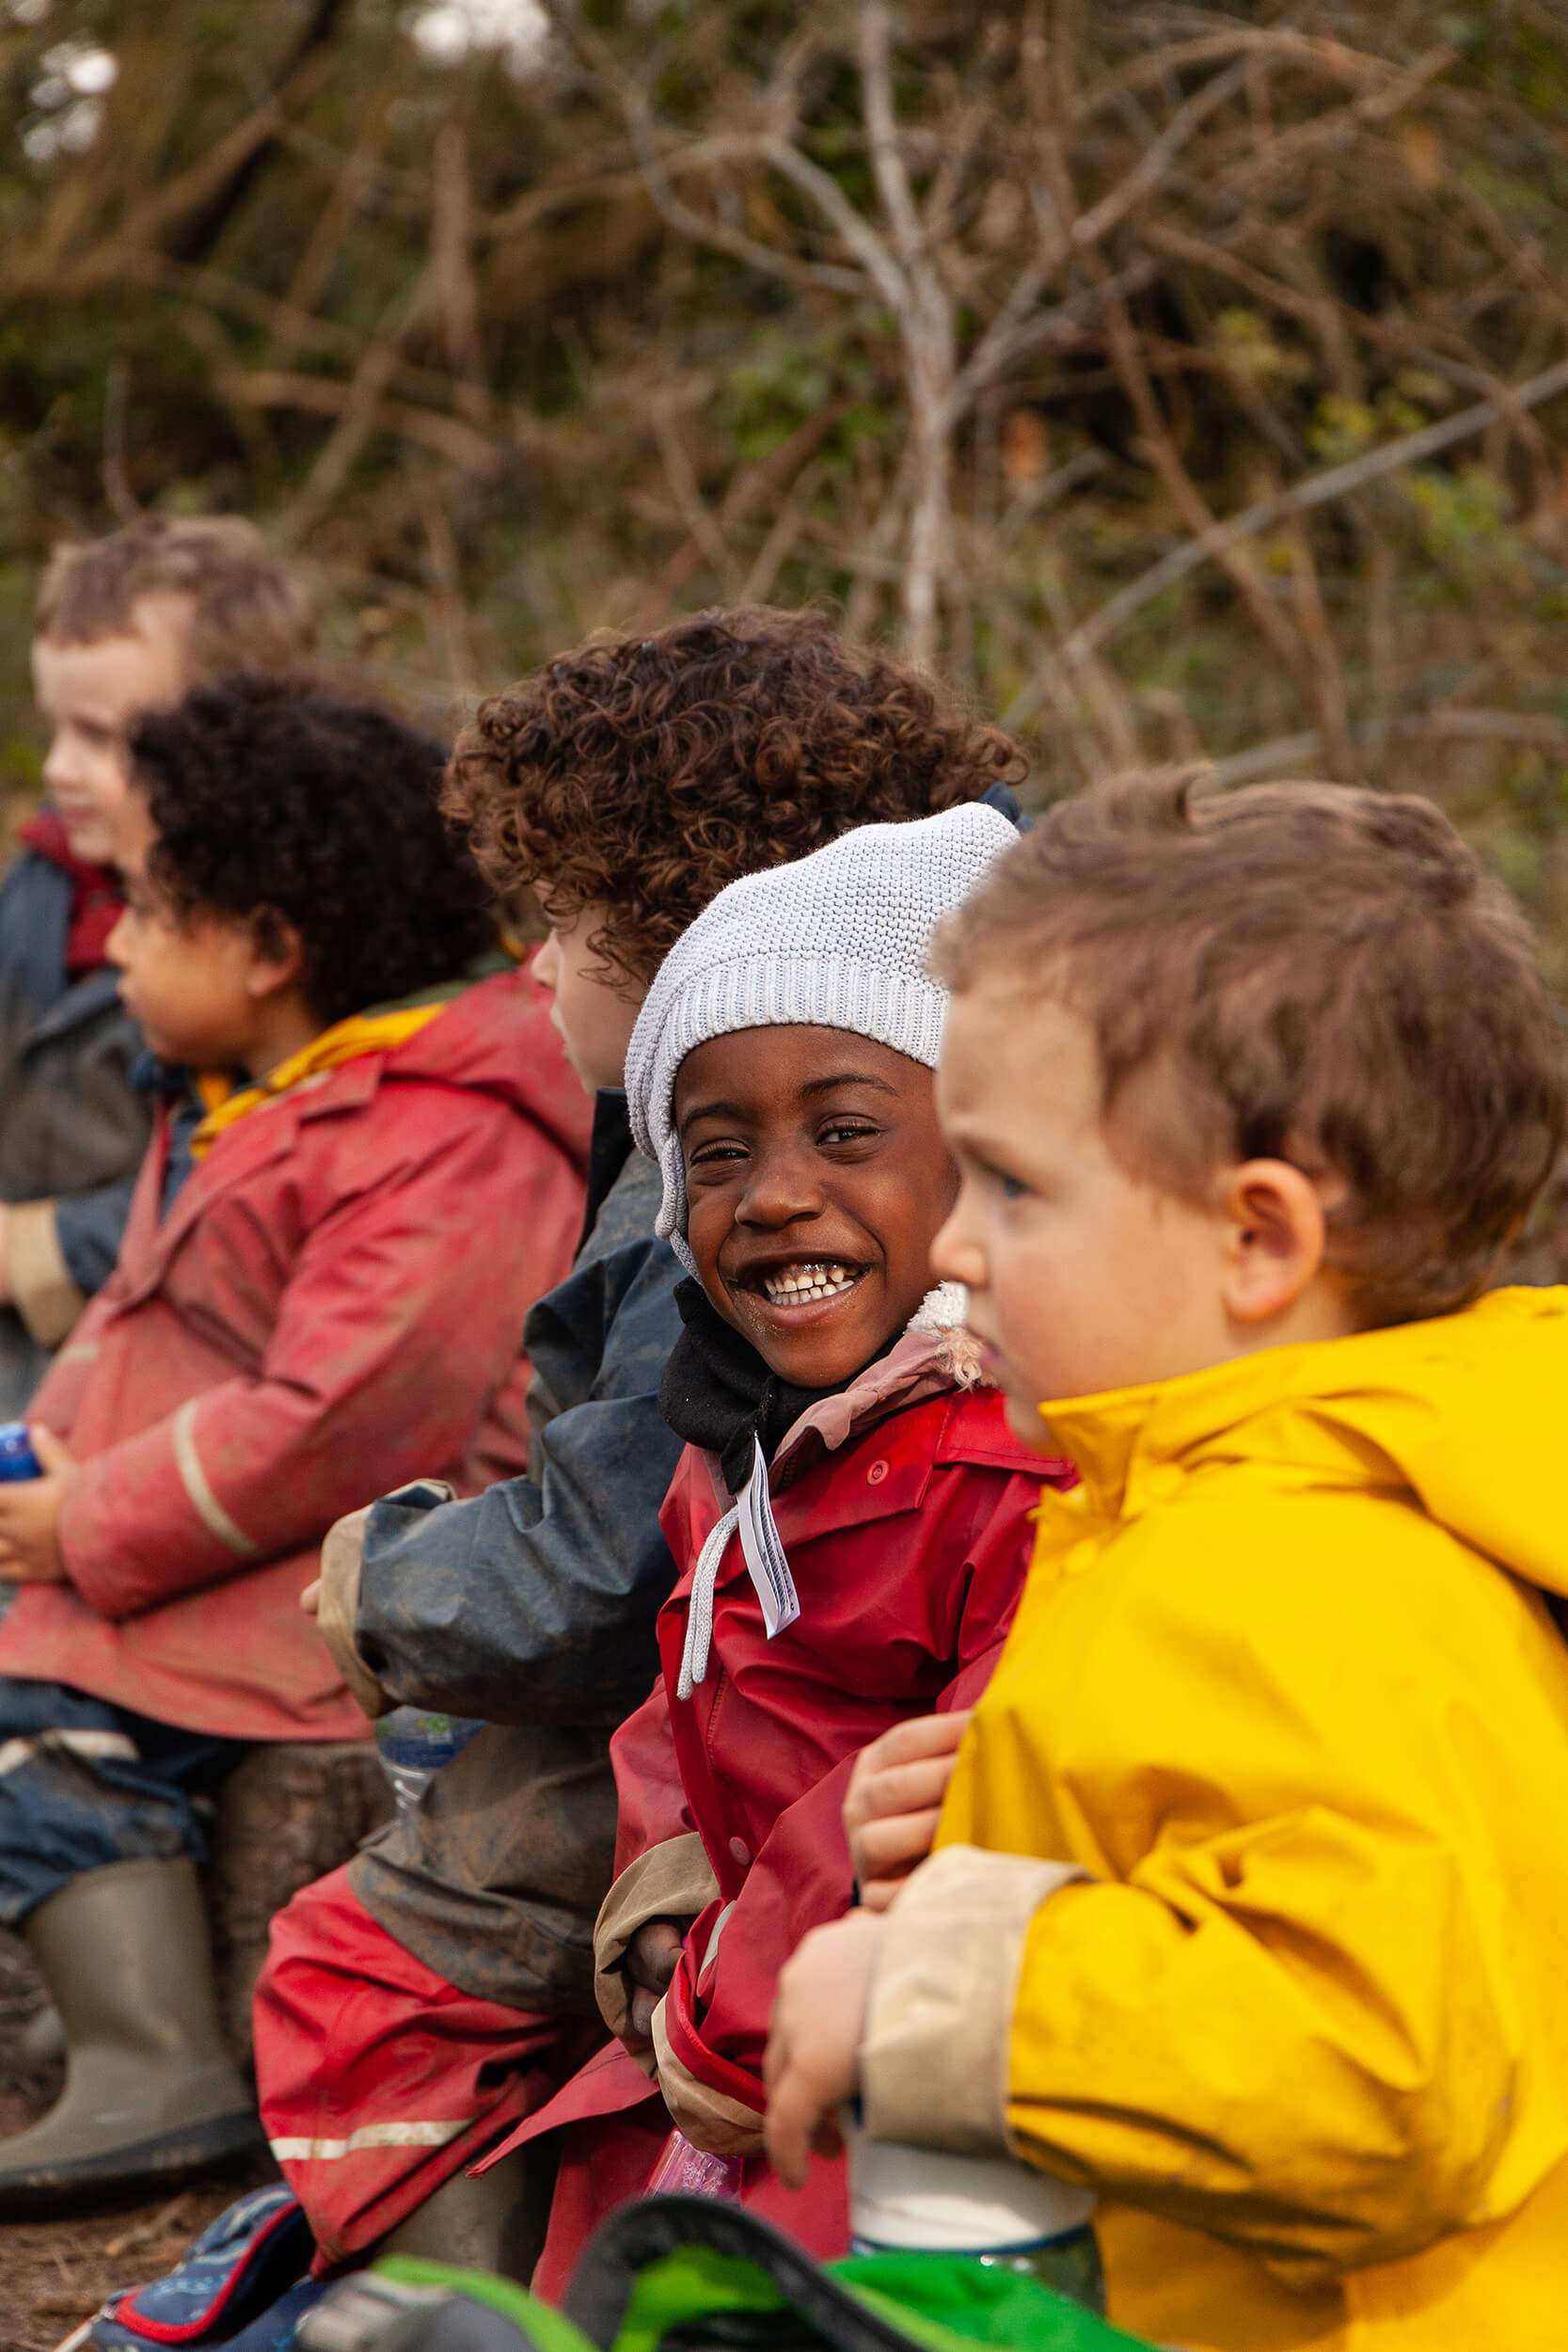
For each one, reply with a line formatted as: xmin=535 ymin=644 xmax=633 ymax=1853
xmin=859 ymin=1288 xmax=1568 ymax=2350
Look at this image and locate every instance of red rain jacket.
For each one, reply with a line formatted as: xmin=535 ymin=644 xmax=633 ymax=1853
xmin=505 ymin=1321 xmax=1074 ymax=2287
xmin=645 ymin=1375 xmax=1065 ymax=2138
xmin=0 ymin=968 xmax=591 ymax=1742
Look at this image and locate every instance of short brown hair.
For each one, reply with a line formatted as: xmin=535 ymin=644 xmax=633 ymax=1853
xmin=442 ymin=606 xmax=1023 ymax=982
xmin=937 ymin=768 xmax=1566 ymax=1327
xmin=35 ymin=515 xmax=315 ymax=684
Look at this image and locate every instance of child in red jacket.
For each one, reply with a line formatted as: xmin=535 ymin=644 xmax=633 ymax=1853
xmin=494 ymin=804 xmax=1075 ymax=2293
xmin=0 ymin=678 xmax=588 ymax=2211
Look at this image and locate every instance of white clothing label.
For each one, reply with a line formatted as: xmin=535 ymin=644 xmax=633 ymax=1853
xmin=736 ymin=1435 xmax=800 ymax=1639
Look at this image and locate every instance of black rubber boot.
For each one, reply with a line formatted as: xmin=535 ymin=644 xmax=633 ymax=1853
xmin=374 ymin=2140 xmax=558 ymax=2280
xmin=0 ymin=1854 xmax=261 ymax=2213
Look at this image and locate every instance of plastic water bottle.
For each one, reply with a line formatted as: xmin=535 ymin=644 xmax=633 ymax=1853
xmin=846 ymin=2118 xmax=1105 ymax=2314
xmin=373 ymin=1706 xmax=485 ymax=1812
xmin=0 ymin=1422 xmax=41 ymax=1482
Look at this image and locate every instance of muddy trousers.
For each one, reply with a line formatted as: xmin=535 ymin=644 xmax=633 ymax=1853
xmin=0 ymin=1672 xmax=245 ymax=1925
xmin=253 ymin=1864 xmax=602 ymax=2270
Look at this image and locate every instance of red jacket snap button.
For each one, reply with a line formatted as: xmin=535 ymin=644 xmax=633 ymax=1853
xmin=866 ymin=1459 xmax=888 ymax=1485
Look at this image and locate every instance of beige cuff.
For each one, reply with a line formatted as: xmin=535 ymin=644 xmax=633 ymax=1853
xmin=594 ymin=1833 xmax=720 ymax=2040
xmin=652 ymin=1996 xmax=766 ymax=2157
xmin=7 ymin=1200 xmax=87 ymax=1346
xmin=861 ymin=1844 xmax=1085 ymax=2156
xmin=312 ymin=1505 xmax=388 ymax=1720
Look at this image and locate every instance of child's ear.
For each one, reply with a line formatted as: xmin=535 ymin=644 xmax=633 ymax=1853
xmin=245 ymin=908 xmax=307 ymax=1003
xmin=1220 ymin=1159 xmax=1329 ymax=1325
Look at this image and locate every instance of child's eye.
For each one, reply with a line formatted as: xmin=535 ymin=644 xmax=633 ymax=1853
xmin=687 ymin=1139 xmax=747 ymax=1170
xmin=819 ymin=1120 xmax=879 ymax=1148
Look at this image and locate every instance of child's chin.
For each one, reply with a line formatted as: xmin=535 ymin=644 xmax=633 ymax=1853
xmin=747 ymin=1301 xmax=890 ymax=1390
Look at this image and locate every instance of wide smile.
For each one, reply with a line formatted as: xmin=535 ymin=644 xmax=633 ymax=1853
xmin=736 ymin=1258 xmax=869 ymax=1314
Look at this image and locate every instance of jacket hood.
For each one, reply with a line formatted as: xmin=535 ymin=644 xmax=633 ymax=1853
xmin=377 ymin=965 xmax=592 ymax=1169
xmin=1039 ymin=1284 xmax=1568 ymax=1598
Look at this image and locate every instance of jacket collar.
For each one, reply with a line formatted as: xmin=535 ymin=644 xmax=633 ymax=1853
xmin=188 ymin=987 xmax=464 ymax=1158
xmin=117 ymin=1055 xmax=385 ymax=1305
xmin=768 ymin=1283 xmax=985 ymax=1489
xmin=1036 ymin=1311 xmax=1484 ymax=1518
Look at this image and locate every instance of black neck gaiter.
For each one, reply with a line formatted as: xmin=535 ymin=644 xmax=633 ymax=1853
xmin=657 ymin=1278 xmax=854 ymax=1498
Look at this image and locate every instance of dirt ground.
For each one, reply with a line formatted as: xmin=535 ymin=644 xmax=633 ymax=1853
xmin=0 ymin=1932 xmax=271 ymax=2352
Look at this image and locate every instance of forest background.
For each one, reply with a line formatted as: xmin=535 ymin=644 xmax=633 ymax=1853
xmin=2 ymin=0 xmax=1568 ymax=1261
xmin=4 ymin=6 xmax=1568 ymax=2334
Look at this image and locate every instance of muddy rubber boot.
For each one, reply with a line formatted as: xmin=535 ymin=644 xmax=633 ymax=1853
xmin=0 ymin=1854 xmax=261 ymax=2213
xmin=374 ymin=2140 xmax=557 ymax=2280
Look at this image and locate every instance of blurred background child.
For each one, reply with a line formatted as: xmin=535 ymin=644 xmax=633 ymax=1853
xmin=0 ymin=516 xmax=316 ymax=1412
xmin=0 ymin=676 xmax=588 ymax=2211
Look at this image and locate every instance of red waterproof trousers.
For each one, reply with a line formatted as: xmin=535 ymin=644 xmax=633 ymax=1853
xmin=254 ymin=1866 xmax=599 ymax=2268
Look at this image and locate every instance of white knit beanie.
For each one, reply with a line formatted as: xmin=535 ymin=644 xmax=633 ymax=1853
xmin=625 ymin=802 xmax=1017 ymax=1273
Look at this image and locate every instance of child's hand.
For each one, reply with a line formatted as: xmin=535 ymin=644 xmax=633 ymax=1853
xmin=844 ymin=1709 xmax=971 ymax=1911
xmin=765 ymin=1909 xmax=886 ymax=2187
xmin=306 ymin=1505 xmax=390 ymax=1719
xmin=626 ymin=1917 xmax=686 ymax=2046
xmin=0 ymin=1426 xmax=72 ymax=1582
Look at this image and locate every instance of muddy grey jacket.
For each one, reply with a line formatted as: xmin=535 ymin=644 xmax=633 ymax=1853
xmin=348 ymin=1091 xmax=685 ymax=2010
xmin=0 ymin=849 xmax=150 ymax=1415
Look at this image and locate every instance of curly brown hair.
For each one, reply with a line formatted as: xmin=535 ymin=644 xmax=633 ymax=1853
xmin=133 ymin=679 xmax=492 ymax=1028
xmin=441 ymin=606 xmax=1024 ymax=981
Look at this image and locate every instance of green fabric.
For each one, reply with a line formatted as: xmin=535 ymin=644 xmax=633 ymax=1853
xmin=613 ymin=2247 xmax=791 ymax=2352
xmin=373 ymin=2255 xmax=595 ymax=2352
xmin=576 ymin=2244 xmax=1146 ymax=2352
xmin=372 ymin=2243 xmax=1150 ymax=2352
xmin=831 ymin=2254 xmax=1145 ymax=2352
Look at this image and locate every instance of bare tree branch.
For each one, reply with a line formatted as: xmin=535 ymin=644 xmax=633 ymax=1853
xmin=101 ymin=358 xmax=139 ymax=525
xmin=1005 ymin=354 xmax=1568 ymax=728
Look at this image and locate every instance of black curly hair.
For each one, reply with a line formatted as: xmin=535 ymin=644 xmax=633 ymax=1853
xmin=130 ymin=679 xmax=494 ymax=1027
xmin=442 ymin=606 xmax=1025 ymax=983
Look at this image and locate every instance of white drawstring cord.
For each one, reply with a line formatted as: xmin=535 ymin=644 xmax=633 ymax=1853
xmin=676 ymin=1503 xmax=739 ymax=1699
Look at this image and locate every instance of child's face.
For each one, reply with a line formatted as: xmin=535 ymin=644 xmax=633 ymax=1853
xmin=675 ymin=1025 xmax=958 ymax=1390
xmin=107 ymin=794 xmax=298 ymax=1073
xmin=933 ymin=980 xmax=1255 ymax=1443
xmin=533 ymin=900 xmax=645 ymax=1095
xmin=31 ymin=599 xmax=191 ymax=864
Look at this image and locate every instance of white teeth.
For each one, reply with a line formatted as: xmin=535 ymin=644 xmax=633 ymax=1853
xmin=761 ymin=1262 xmax=859 ymax=1305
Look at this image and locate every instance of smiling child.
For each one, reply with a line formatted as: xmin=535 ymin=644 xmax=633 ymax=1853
xmin=487 ymin=803 xmax=1075 ymax=2293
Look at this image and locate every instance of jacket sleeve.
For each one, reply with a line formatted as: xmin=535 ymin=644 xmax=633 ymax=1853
xmin=50 ymin=1168 xmax=141 ymax=1300
xmin=655 ymin=1755 xmax=859 ymax=2153
xmin=353 ymin=1232 xmax=686 ymax=1724
xmin=594 ymin=1676 xmax=715 ymax=2048
xmin=55 ymin=1103 xmax=580 ymax=1620
xmin=861 ymin=1513 xmax=1546 ymax=2285
xmin=8 ymin=1168 xmax=142 ymax=1346
xmin=654 ymin=1457 xmax=1041 ymax=2153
